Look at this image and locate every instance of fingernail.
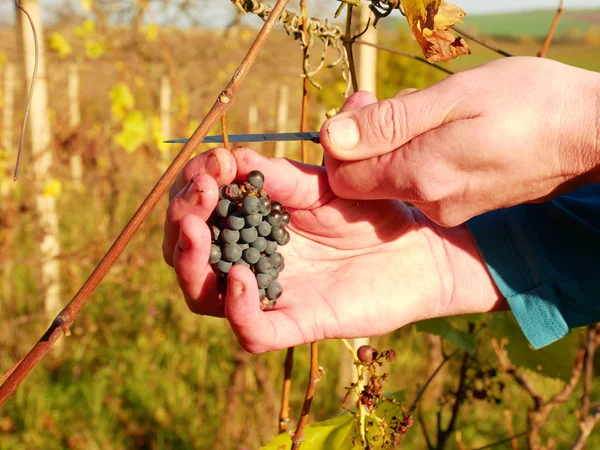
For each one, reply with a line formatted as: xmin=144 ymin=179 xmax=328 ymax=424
xmin=179 ymin=227 xmax=193 ymax=251
xmin=327 ymin=117 xmax=360 ymax=150
xmin=204 ymin=153 xmax=220 ymax=178
xmin=184 ymin=179 xmax=202 ymax=206
xmin=229 ymin=278 xmax=244 ymax=298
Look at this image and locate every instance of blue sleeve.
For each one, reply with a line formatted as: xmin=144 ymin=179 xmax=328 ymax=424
xmin=467 ymin=183 xmax=600 ymax=349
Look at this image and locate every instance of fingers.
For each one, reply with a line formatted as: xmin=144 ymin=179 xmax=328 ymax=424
xmin=169 ymin=147 xmax=236 ymax=201
xmin=320 ymin=81 xmax=460 ymax=162
xmin=224 ymin=266 xmax=305 ymax=353
xmin=174 ymin=214 xmax=224 ymax=317
xmin=163 ymin=148 xmax=237 ymax=267
xmin=163 ymin=173 xmax=220 ymax=267
xmin=232 ymin=147 xmax=332 ymax=210
xmin=338 ymin=90 xmax=378 ymax=113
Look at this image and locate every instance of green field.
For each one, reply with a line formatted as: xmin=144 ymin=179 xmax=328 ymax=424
xmin=385 ymin=7 xmax=600 ymax=40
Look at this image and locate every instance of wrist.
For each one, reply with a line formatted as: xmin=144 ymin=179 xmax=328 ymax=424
xmin=562 ymin=68 xmax=600 ymax=188
xmin=415 ymin=211 xmax=506 ymax=318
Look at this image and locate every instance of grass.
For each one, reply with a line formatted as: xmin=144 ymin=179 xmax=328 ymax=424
xmin=0 ymin=18 xmax=599 ymax=450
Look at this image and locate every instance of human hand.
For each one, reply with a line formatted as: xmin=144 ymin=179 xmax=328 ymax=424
xmin=320 ymin=57 xmax=600 ymax=226
xmin=163 ymin=154 xmax=503 ymax=354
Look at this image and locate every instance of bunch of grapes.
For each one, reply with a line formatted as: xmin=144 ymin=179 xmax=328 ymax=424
xmin=208 ymin=170 xmax=291 ymax=310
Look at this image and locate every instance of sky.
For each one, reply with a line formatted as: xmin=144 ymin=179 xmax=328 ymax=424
xmin=0 ymin=0 xmax=599 ymax=27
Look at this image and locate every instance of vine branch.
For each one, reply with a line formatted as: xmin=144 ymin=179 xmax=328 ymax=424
xmin=278 ymin=347 xmax=294 ymax=433
xmin=291 ymin=342 xmax=322 ymax=449
xmin=0 ymin=0 xmax=291 ymax=408
xmin=454 ymin=26 xmax=513 ymax=58
xmin=538 ymin=0 xmax=564 ymax=58
xmin=13 ymin=0 xmax=39 ymax=181
xmin=355 ymin=39 xmax=454 ymax=75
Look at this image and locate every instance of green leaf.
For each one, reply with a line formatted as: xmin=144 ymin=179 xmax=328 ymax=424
xmin=384 ymin=390 xmax=407 ymax=403
xmin=48 ymin=32 xmax=72 ymax=58
xmin=113 ymin=110 xmax=148 ymax=154
xmin=416 ymin=318 xmax=475 ymax=352
xmin=261 ymin=414 xmax=355 ymax=450
xmin=487 ymin=313 xmax=582 ymax=381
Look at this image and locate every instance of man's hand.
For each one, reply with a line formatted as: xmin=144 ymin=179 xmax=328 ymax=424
xmin=320 ymin=57 xmax=600 ymax=226
xmin=163 ymin=145 xmax=504 ymax=353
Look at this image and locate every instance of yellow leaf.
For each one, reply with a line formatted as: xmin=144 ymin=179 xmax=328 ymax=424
xmin=43 ymin=179 xmax=62 ymax=198
xmin=143 ymin=23 xmax=158 ymax=42
xmin=85 ymin=40 xmax=107 ymax=59
xmin=114 ymin=110 xmax=149 ymax=153
xmin=48 ymin=32 xmax=72 ymax=58
xmin=80 ymin=0 xmax=92 ymax=12
xmin=400 ymin=0 xmax=470 ymax=62
xmin=150 ymin=116 xmax=169 ymax=153
xmin=75 ymin=19 xmax=96 ymax=38
xmin=109 ymin=82 xmax=135 ymax=121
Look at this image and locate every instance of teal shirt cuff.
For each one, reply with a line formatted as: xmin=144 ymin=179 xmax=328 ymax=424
xmin=467 ymin=184 xmax=600 ymax=349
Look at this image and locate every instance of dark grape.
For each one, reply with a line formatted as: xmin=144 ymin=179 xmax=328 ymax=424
xmin=270 ymin=252 xmax=284 ymax=269
xmin=270 ymin=226 xmax=286 ymax=241
xmin=247 ymin=170 xmax=264 ymax=190
xmin=266 ymin=281 xmax=282 ymax=300
xmin=256 ymin=256 xmax=273 ymax=274
xmin=227 ymin=213 xmax=245 ymax=230
xmin=234 ymin=259 xmax=250 ymax=268
xmin=259 ymin=197 xmax=271 ymax=215
xmin=216 ymin=199 xmax=233 ymax=218
xmin=216 ymin=260 xmax=232 ymax=274
xmin=256 ymin=273 xmax=271 ymax=289
xmin=221 ymin=229 xmax=240 ymax=244
xmin=357 ymin=345 xmax=376 ymax=363
xmin=267 ymin=211 xmax=283 ymax=227
xmin=276 ymin=229 xmax=290 ymax=246
xmin=243 ymin=247 xmax=261 ymax=265
xmin=257 ymin=221 xmax=272 ymax=237
xmin=209 ymin=245 xmax=221 ymax=264
xmin=251 ymin=237 xmax=267 ymax=252
xmin=264 ymin=240 xmax=278 ymax=255
xmin=223 ymin=244 xmax=242 ymax=262
xmin=240 ymin=227 xmax=258 ymax=244
xmin=209 ymin=171 xmax=291 ymax=307
xmin=242 ymin=196 xmax=260 ymax=215
xmin=245 ymin=213 xmax=262 ymax=227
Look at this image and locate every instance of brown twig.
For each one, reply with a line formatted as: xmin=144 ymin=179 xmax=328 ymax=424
xmin=491 ymin=338 xmax=586 ymax=449
xmin=454 ymin=26 xmax=513 ymax=58
xmin=0 ymin=0 xmax=291 ymax=408
xmin=503 ymin=410 xmax=519 ymax=450
xmin=409 ymin=348 xmax=460 ymax=414
xmin=299 ymin=0 xmax=309 ymax=164
xmin=13 ymin=0 xmax=39 ymax=181
xmin=355 ymin=39 xmax=454 ymax=76
xmin=571 ymin=324 xmax=600 ymax=450
xmin=278 ymin=347 xmax=294 ymax=433
xmin=538 ymin=0 xmax=564 ymax=58
xmin=343 ymin=5 xmax=359 ymax=93
xmin=220 ymin=114 xmax=230 ymax=150
xmin=437 ymin=351 xmax=469 ymax=448
xmin=291 ymin=343 xmax=321 ymax=449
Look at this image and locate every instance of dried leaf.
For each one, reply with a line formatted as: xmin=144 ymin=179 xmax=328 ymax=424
xmin=401 ymin=0 xmax=470 ymax=62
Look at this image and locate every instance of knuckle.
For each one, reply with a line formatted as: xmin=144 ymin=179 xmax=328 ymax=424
xmin=368 ymin=99 xmax=408 ymax=144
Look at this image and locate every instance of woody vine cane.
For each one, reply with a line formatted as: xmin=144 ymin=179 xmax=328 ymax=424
xmin=0 ymin=0 xmax=291 ymax=408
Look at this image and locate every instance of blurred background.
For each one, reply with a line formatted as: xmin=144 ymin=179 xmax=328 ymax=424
xmin=0 ymin=1 xmax=599 ymax=449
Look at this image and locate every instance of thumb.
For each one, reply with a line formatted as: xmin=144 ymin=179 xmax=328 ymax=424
xmin=320 ymin=87 xmax=454 ymax=161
